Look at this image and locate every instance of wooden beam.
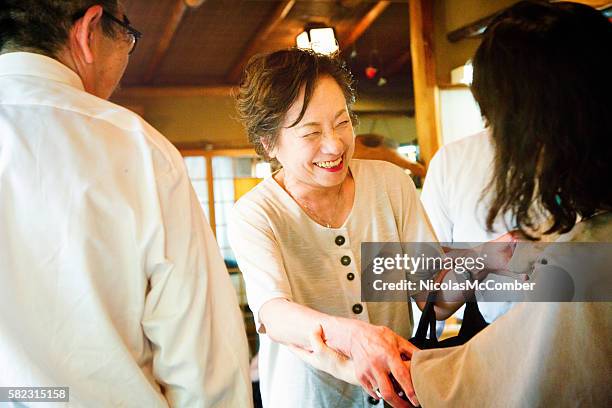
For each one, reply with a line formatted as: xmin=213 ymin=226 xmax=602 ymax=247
xmin=446 ymin=12 xmax=494 ymax=43
xmin=226 ymin=0 xmax=296 ymax=83
xmin=143 ymin=0 xmax=188 ymax=84
xmin=383 ymin=48 xmax=412 ymax=77
xmin=409 ymin=0 xmax=440 ymax=167
xmin=115 ymin=86 xmax=233 ymax=98
xmin=184 ymin=0 xmax=206 ymax=7
xmin=180 ymin=148 xmax=257 ymax=157
xmin=447 ymin=1 xmax=612 ymax=42
xmin=339 ymin=1 xmax=390 ymax=50
xmin=565 ymin=0 xmax=612 ymax=7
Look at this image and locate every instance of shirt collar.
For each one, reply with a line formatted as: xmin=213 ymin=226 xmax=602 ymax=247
xmin=0 ymin=52 xmax=85 ymax=91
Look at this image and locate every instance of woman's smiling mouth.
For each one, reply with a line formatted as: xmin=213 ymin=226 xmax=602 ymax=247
xmin=314 ymin=156 xmax=343 ymax=169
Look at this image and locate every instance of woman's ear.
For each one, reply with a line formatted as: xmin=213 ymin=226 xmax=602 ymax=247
xmin=262 ymin=137 xmax=276 ymax=159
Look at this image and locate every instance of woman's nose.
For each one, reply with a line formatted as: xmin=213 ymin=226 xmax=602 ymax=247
xmin=320 ymin=130 xmax=344 ymax=155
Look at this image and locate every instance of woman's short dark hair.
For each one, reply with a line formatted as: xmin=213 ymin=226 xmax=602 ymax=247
xmin=472 ymin=0 xmax=612 ymax=238
xmin=0 ymin=0 xmax=120 ymax=56
xmin=235 ymin=48 xmax=356 ymax=161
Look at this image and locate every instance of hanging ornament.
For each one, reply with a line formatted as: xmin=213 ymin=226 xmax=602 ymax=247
xmin=365 ymin=66 xmax=378 ymax=79
xmin=366 ymin=49 xmax=383 ymax=80
xmin=377 ymin=77 xmax=387 ymax=87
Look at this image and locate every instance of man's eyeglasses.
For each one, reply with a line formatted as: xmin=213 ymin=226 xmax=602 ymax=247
xmin=102 ymin=11 xmax=142 ymax=55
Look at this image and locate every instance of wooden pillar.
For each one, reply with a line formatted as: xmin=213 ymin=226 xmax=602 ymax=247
xmin=206 ymin=157 xmax=216 ymax=237
xmin=409 ymin=0 xmax=440 ymax=167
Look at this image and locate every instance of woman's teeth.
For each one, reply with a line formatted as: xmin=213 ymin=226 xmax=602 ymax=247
xmin=315 ymin=157 xmax=343 ymax=168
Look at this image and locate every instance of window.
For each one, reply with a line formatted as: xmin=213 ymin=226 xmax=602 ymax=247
xmin=183 ymin=155 xmax=209 ymax=221
xmin=181 ymin=149 xmax=271 ymax=267
xmin=213 ymin=157 xmax=238 ymax=263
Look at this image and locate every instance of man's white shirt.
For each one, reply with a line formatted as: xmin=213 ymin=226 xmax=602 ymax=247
xmin=0 ymin=52 xmax=251 ymax=407
xmin=421 ymin=131 xmax=515 ymax=321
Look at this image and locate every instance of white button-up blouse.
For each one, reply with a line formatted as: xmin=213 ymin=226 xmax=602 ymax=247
xmin=229 ymin=159 xmax=437 ymax=407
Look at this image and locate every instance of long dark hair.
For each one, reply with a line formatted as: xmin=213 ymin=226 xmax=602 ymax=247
xmin=471 ymin=0 xmax=612 ymax=238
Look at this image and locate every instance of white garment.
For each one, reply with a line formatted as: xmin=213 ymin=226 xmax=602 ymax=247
xmin=421 ymin=131 xmax=510 ymax=242
xmin=0 ymin=52 xmax=251 ymax=407
xmin=412 ymin=213 xmax=612 ymax=407
xmin=421 ymin=131 xmax=514 ymax=321
xmin=228 ymin=159 xmax=437 ymax=407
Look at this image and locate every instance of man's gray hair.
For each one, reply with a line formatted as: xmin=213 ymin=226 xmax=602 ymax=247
xmin=0 ymin=0 xmax=120 ymax=56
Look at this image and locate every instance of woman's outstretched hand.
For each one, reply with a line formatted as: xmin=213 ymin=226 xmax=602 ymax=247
xmin=291 ymin=322 xmax=420 ymax=407
xmin=348 ymin=321 xmax=419 ymax=407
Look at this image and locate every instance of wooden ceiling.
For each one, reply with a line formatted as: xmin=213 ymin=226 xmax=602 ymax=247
xmin=121 ymin=0 xmax=413 ymax=98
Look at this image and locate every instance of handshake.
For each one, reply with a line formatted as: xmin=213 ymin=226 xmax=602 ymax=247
xmin=289 ymin=322 xmax=420 ymax=408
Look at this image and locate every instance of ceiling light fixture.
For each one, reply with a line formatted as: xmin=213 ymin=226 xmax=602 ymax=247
xmin=296 ymin=25 xmax=339 ymax=55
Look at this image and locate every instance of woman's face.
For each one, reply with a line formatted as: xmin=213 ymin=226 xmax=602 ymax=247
xmin=270 ymin=75 xmax=355 ymax=190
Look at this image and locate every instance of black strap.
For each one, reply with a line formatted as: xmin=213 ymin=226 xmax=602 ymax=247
xmin=411 ymin=291 xmax=489 ymax=349
xmin=414 ymin=291 xmax=437 ymax=340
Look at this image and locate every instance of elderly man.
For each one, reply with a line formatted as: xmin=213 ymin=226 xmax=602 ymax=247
xmin=0 ymin=1 xmax=251 ymax=407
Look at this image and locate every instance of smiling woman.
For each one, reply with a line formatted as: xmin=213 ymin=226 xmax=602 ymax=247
xmin=230 ymin=48 xmax=439 ymax=407
xmin=236 ymin=48 xmax=356 ymax=162
xmin=270 ymin=75 xmax=356 ymax=226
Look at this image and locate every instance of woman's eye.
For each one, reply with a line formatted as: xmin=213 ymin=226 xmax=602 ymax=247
xmin=336 ymin=120 xmax=349 ymax=127
xmin=302 ymin=131 xmax=321 ymax=138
